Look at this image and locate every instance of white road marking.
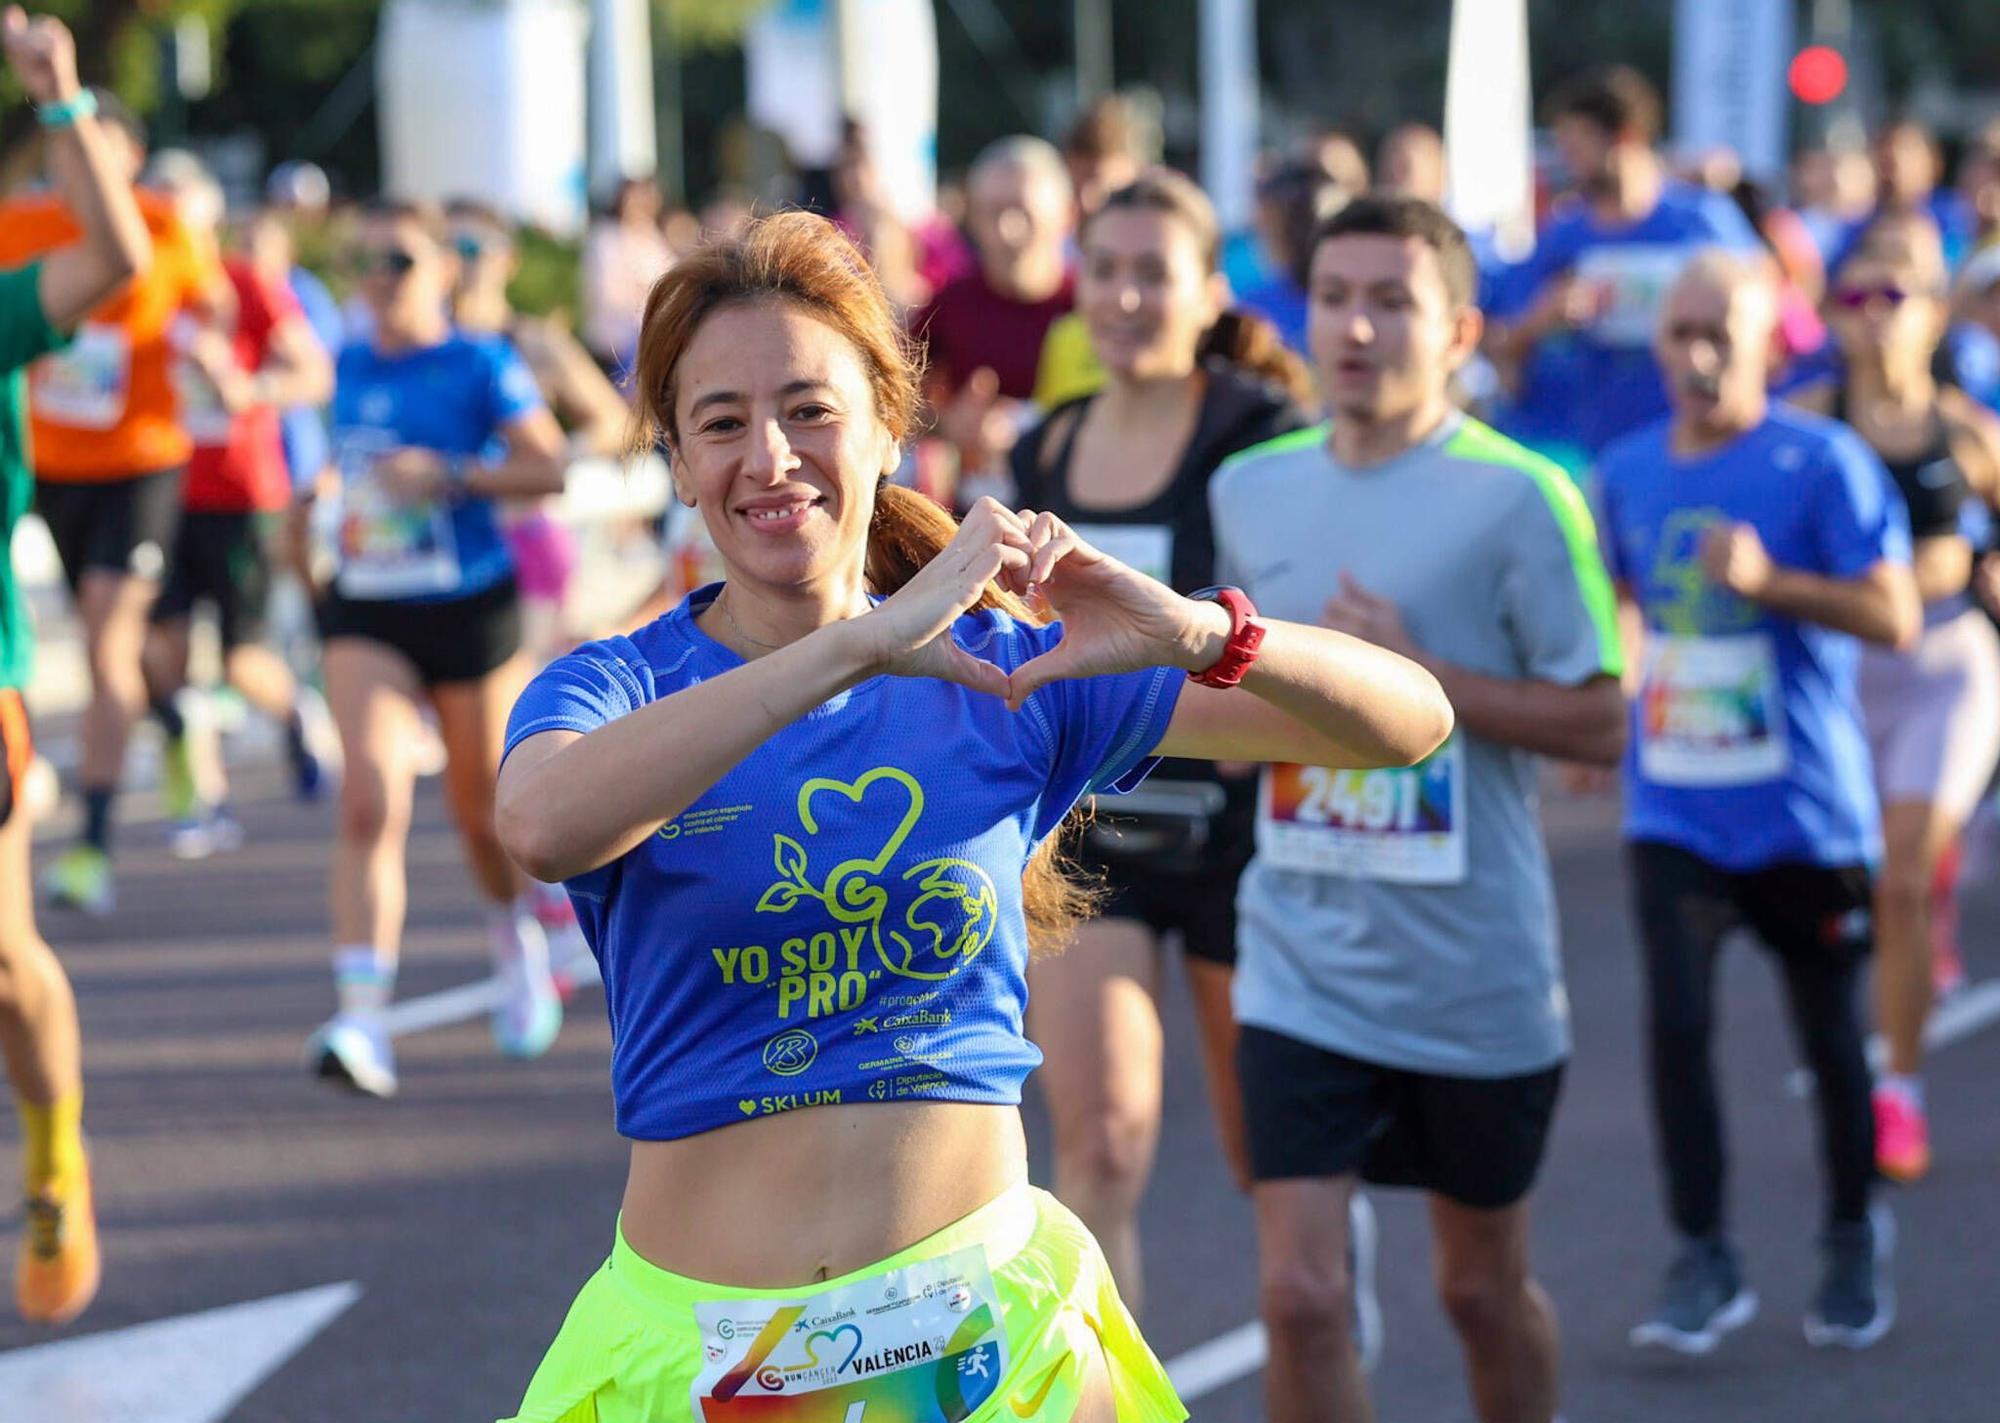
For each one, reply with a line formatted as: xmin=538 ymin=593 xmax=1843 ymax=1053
xmin=1163 ymin=1318 xmax=1267 ymax=1402
xmin=381 ymin=953 xmax=600 ymax=1040
xmin=0 ymin=1281 xmax=361 ymax=1423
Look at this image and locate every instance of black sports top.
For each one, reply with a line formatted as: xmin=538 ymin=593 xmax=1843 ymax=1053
xmin=1833 ymin=386 xmax=1969 ymax=540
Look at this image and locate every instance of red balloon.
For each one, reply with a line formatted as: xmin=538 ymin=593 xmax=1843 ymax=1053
xmin=1789 ymin=46 xmax=1849 ymax=106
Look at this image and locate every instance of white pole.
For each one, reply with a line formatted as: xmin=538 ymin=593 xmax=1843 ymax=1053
xmin=1200 ymin=0 xmax=1257 ymax=234
xmin=1444 ymin=0 xmax=1533 ymax=259
xmin=587 ymin=0 xmax=658 ymax=199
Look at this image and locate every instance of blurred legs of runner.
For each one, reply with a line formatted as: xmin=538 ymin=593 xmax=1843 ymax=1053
xmin=45 ymin=565 xmax=157 ymax=912
xmin=0 ymin=694 xmax=98 ymax=1323
xmin=1254 ymin=1176 xmax=1376 ymax=1423
xmin=1428 ymin=1195 xmax=1561 ymax=1423
xmin=1029 ymin=918 xmax=1248 ymax=1315
xmin=1254 ymin=1173 xmax=1557 ymax=1423
xmin=314 ymin=640 xmax=557 ymax=1096
xmin=1870 ymin=800 xmax=1959 ymax=1182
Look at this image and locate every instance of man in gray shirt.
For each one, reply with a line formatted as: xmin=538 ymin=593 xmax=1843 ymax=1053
xmin=1211 ymin=195 xmax=1626 ymax=1423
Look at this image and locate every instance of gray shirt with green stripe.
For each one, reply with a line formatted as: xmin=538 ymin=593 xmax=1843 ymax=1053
xmin=1209 ymin=413 xmax=1622 ymax=1077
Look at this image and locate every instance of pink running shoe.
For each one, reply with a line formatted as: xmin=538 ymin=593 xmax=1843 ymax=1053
xmin=1873 ymin=1085 xmax=1931 ymax=1184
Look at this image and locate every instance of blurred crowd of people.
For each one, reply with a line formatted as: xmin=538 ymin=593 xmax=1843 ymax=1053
xmin=3 ymin=25 xmax=1999 ymax=1421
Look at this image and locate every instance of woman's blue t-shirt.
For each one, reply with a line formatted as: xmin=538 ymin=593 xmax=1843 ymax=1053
xmin=502 ymin=588 xmax=1187 ymax=1141
xmin=327 ymin=331 xmax=544 ymax=602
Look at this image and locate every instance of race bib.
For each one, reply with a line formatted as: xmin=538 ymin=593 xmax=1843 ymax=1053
xmin=1575 ymin=245 xmax=1688 ymax=348
xmin=331 ymin=433 xmax=463 ymax=600
xmin=31 ymin=323 xmax=130 ymax=429
xmin=1639 ymin=632 xmax=1788 ymax=786
xmin=691 ymin=1245 xmax=1007 ymax=1422
xmin=1258 ymin=736 xmax=1467 ymax=885
xmin=1070 ymin=522 xmax=1172 ymax=584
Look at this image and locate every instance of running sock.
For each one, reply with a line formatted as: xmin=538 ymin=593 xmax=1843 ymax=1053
xmin=1879 ymin=1072 xmax=1925 ymax=1110
xmin=80 ymin=788 xmax=114 ymax=854
xmin=15 ymin=1092 xmax=84 ymax=1195
xmin=151 ymin=697 xmax=186 ymax=740
xmin=333 ymin=945 xmax=395 ymax=1018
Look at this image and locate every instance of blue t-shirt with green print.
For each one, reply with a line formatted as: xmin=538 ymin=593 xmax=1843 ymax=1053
xmin=503 ymin=586 xmax=1184 ymax=1140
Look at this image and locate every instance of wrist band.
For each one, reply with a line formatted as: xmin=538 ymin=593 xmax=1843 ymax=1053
xmin=36 ymin=90 xmax=97 ymax=129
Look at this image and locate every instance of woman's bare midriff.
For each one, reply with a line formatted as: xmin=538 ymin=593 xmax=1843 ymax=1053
xmin=619 ymin=1101 xmax=1029 ymax=1287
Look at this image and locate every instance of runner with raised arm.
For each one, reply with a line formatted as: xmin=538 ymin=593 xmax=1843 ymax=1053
xmin=493 ymin=212 xmax=1452 ymax=1423
xmin=0 ymin=5 xmax=150 ymax=1323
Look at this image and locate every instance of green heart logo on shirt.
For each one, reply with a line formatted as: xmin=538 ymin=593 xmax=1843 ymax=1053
xmin=738 ymin=1099 xmax=757 ymax=1116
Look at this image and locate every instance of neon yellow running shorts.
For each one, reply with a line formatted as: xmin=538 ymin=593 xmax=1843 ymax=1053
xmin=500 ymin=1184 xmax=1186 ymax=1423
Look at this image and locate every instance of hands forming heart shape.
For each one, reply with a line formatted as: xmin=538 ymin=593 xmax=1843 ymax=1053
xmin=863 ymin=500 xmax=1219 ymax=710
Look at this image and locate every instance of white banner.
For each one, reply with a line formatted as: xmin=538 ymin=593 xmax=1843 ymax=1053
xmin=748 ymin=0 xmax=938 ymax=220
xmin=377 ymin=0 xmax=589 ymax=235
xmin=1444 ymin=0 xmax=1533 ymax=260
xmin=1673 ymin=0 xmax=1793 ymax=181
xmin=586 ymin=0 xmax=657 ymax=194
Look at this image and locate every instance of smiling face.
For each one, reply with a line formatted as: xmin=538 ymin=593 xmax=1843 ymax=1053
xmin=1078 ymin=205 xmax=1224 ymax=381
xmin=669 ymin=299 xmax=901 ymax=595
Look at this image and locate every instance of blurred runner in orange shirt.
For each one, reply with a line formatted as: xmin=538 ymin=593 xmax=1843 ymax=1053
xmin=0 ymin=88 xmax=225 ymax=913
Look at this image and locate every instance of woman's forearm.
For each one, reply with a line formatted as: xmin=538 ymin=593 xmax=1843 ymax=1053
xmin=498 ymin=620 xmax=879 ymax=881
xmin=1241 ymin=620 xmax=1454 ymax=766
xmin=1162 ymin=613 xmax=1454 ymax=769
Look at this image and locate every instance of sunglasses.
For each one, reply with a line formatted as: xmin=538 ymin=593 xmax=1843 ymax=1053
xmin=354 ymin=247 xmax=419 ymax=278
xmin=1832 ymin=284 xmax=1914 ymax=311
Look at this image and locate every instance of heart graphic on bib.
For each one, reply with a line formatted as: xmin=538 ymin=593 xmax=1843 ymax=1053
xmin=738 ymin=1099 xmax=757 ymax=1116
xmin=801 ymin=1323 xmax=865 ymax=1374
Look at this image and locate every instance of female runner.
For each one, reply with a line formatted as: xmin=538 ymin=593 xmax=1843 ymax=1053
xmin=301 ymin=202 xmax=570 ymax=1095
xmin=1012 ymin=170 xmax=1313 ymax=1307
xmin=495 ymin=212 xmax=1450 ymax=1422
xmin=1798 ymin=218 xmax=2000 ymax=1182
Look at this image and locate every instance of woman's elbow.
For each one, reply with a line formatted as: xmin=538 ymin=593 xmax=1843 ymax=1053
xmin=1393 ymin=670 xmax=1454 ymax=765
xmin=496 ymin=782 xmax=570 ymax=883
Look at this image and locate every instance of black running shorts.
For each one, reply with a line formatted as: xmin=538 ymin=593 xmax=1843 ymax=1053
xmin=316 ymin=577 xmax=522 ymax=689
xmin=151 ymin=510 xmax=278 ymax=650
xmin=34 ymin=466 xmax=184 ymax=590
xmin=1238 ymin=1024 xmax=1565 ymax=1209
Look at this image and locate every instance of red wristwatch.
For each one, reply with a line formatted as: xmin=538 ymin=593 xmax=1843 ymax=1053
xmin=1186 ymin=586 xmax=1267 ymax=689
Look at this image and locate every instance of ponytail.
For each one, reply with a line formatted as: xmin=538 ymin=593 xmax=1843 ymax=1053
xmin=1197 ymin=308 xmax=1317 ymax=408
xmin=866 ymin=482 xmax=1104 ymax=955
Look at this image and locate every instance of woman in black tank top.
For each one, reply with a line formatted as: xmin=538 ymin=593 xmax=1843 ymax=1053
xmin=1798 ymin=218 xmax=2000 ymax=1183
xmin=1009 ymin=171 xmax=1312 ymax=1308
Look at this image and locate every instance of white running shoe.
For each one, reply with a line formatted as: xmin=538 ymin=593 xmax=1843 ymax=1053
xmin=307 ymin=1015 xmax=398 ymax=1098
xmin=491 ymin=913 xmax=563 ymax=1059
xmin=1350 ymin=1190 xmax=1384 ymax=1373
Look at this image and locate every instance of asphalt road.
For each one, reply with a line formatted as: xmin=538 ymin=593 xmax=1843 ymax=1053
xmin=6 ymin=751 xmax=1998 ymax=1423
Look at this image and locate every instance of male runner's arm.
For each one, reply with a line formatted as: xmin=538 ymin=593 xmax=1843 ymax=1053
xmin=1698 ymin=524 xmax=1919 ymax=649
xmin=1317 ymin=572 xmax=1626 ymax=766
xmin=6 ymin=8 xmax=150 ymax=331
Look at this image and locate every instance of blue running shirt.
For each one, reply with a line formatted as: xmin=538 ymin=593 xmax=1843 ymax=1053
xmin=1595 ymin=408 xmax=1911 ymax=870
xmin=1491 ymin=184 xmax=1759 ymax=456
xmin=326 ymin=332 xmax=543 ymax=601
xmin=503 ymin=588 xmax=1186 ymax=1140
